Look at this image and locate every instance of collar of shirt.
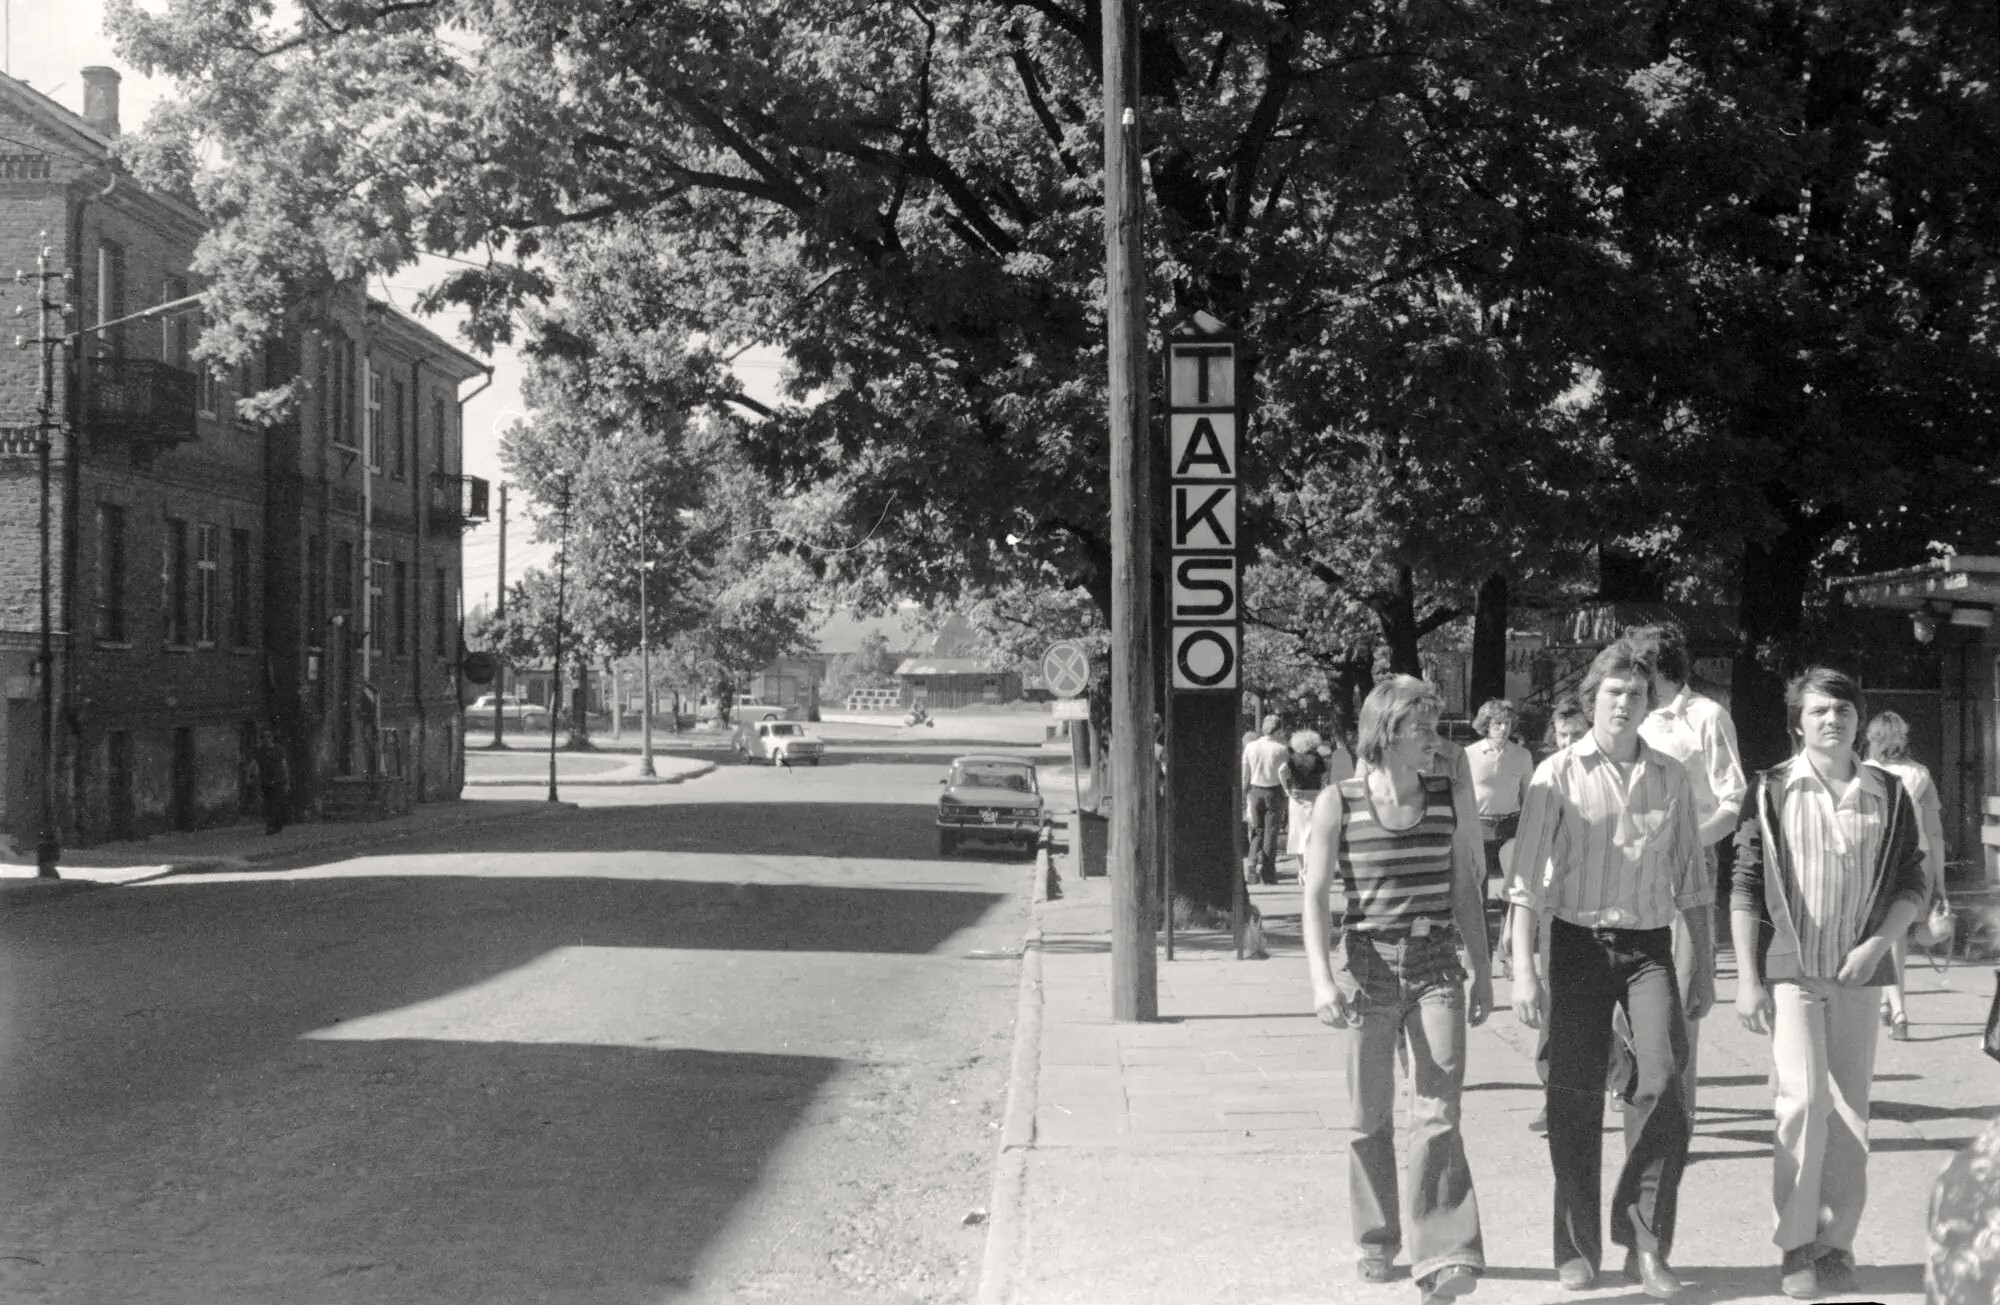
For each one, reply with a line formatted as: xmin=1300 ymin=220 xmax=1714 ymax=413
xmin=1783 ymin=752 xmax=1885 ymax=807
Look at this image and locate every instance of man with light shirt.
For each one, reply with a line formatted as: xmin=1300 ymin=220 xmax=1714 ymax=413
xmin=1507 ymin=638 xmax=1712 ymax=1298
xmin=1242 ymin=714 xmax=1292 ymax=884
xmin=1731 ymin=667 xmax=1925 ymax=1300
xmin=1619 ymin=624 xmax=1746 ymax=1120
xmin=1467 ymin=699 xmax=1534 ymax=976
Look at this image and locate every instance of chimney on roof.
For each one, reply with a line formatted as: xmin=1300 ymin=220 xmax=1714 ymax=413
xmin=81 ymin=66 xmax=121 ymax=139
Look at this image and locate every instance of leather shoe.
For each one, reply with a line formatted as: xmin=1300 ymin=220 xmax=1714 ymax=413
xmin=1623 ymin=1249 xmax=1683 ymax=1299
xmin=1814 ymin=1246 xmax=1854 ymax=1294
xmin=1557 ymin=1258 xmax=1595 ymax=1291
xmin=1779 ymin=1244 xmax=1819 ymax=1299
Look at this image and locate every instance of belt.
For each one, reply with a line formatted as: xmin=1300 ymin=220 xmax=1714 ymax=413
xmin=1348 ymin=918 xmax=1456 ymax=941
xmin=1556 ymin=912 xmax=1668 ymax=935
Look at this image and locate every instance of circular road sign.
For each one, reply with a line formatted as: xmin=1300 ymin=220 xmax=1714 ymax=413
xmin=1042 ymin=641 xmax=1091 ymax=699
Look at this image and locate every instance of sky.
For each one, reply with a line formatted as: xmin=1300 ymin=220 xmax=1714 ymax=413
xmin=9 ymin=0 xmax=787 ymax=615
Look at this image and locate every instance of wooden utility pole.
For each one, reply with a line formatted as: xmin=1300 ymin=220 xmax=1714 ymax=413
xmin=547 ymin=487 xmax=568 ymax=803
xmin=1101 ymin=0 xmax=1157 ymax=1021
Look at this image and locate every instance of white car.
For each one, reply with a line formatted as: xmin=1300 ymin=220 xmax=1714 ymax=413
xmin=735 ymin=717 xmax=825 ymax=766
xmin=469 ymin=694 xmax=551 ymax=724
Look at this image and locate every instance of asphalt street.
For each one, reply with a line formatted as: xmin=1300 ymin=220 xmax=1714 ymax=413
xmin=0 ymin=731 xmax=1045 ymax=1304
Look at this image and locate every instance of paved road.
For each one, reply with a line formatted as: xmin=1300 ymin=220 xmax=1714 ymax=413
xmin=0 ymin=738 xmax=1044 ymax=1304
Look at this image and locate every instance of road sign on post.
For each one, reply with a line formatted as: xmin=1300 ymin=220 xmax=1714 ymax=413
xmin=1163 ymin=313 xmax=1246 ymax=956
xmin=1042 ymin=641 xmax=1092 ymax=698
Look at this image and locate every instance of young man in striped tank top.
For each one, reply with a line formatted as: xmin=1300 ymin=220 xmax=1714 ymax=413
xmin=1506 ymin=638 xmax=1711 ymax=1299
xmin=1303 ymin=675 xmax=1494 ymax=1305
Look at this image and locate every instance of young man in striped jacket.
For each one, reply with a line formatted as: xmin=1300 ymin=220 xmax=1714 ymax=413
xmin=1731 ymin=666 xmax=1927 ymax=1300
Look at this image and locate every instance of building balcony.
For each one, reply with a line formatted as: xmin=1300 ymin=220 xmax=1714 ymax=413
xmin=429 ymin=472 xmax=490 ymax=534
xmin=82 ymin=355 xmax=200 ymax=450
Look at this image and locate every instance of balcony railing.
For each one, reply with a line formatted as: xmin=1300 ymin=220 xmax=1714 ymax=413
xmin=429 ymin=472 xmax=490 ymax=533
xmin=82 ymin=355 xmax=199 ymax=449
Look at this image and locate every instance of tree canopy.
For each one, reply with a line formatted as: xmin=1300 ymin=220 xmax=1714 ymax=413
xmin=110 ymin=0 xmax=2000 ymax=734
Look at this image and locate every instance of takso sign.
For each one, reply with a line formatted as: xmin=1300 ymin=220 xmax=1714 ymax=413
xmin=1164 ymin=322 xmax=1240 ymax=689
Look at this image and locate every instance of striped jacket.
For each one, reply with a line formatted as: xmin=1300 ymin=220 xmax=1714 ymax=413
xmin=1730 ymin=759 xmax=1928 ymax=986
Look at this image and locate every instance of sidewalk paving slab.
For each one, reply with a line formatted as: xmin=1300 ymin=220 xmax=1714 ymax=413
xmin=979 ymin=813 xmax=1992 ymax=1305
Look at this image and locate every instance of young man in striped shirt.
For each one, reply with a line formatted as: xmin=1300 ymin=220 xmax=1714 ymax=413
xmin=1731 ymin=667 xmax=1926 ymax=1300
xmin=1507 ymin=639 xmax=1712 ymax=1298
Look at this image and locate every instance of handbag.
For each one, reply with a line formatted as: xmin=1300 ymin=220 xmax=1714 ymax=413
xmin=1912 ymin=892 xmax=1957 ymax=948
xmin=1983 ymin=969 xmax=2000 ymax=1064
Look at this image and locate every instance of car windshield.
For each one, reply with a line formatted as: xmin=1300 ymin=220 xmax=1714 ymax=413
xmin=953 ymin=765 xmax=1035 ymax=793
xmin=764 ymin=723 xmax=801 ymax=737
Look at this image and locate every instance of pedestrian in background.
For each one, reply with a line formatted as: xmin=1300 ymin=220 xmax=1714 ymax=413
xmin=1732 ymin=667 xmax=1926 ymax=1300
xmin=1604 ymin=623 xmax=1745 ymax=1125
xmin=252 ymin=723 xmax=290 ymax=835
xmin=1304 ymin=674 xmax=1493 ymax=1305
xmin=1507 ymin=638 xmax=1711 ymax=1298
xmin=1243 ymin=714 xmax=1291 ymax=884
xmin=1864 ymin=710 xmax=1948 ymax=1041
xmin=1283 ymin=728 xmax=1348 ymax=867
xmin=1523 ymin=694 xmax=1592 ymax=1135
xmin=1467 ymin=698 xmax=1534 ymax=977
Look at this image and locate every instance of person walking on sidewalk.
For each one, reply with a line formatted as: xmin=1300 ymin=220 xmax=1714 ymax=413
xmin=1599 ymin=622 xmax=1746 ymax=1124
xmin=1467 ymin=699 xmax=1534 ymax=977
xmin=1506 ymin=638 xmax=1712 ymax=1298
xmin=1304 ymin=675 xmax=1494 ymax=1305
xmin=1525 ymin=695 xmax=1592 ymax=1135
xmin=252 ymin=723 xmax=291 ymax=835
xmin=1862 ymin=710 xmax=1947 ymax=1041
xmin=1283 ymin=728 xmax=1348 ymax=867
xmin=1731 ymin=667 xmax=1927 ymax=1301
xmin=1243 ymin=714 xmax=1291 ymax=885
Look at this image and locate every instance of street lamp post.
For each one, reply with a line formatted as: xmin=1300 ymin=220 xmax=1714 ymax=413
xmin=547 ymin=487 xmax=569 ymax=804
xmin=638 ymin=497 xmax=656 ymax=778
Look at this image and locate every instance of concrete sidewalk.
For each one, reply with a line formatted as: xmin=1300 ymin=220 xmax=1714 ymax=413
xmin=979 ymin=818 xmax=1996 ymax=1305
xmin=0 ymin=791 xmax=591 ymax=890
xmin=462 ymin=749 xmax=715 ymax=787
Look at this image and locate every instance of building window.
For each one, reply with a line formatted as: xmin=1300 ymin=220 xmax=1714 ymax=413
xmin=391 ymin=559 xmax=408 ymax=655
xmin=338 ymin=336 xmax=357 ymax=449
xmin=97 ymin=240 xmax=126 ymax=359
xmin=95 ymin=503 xmax=126 ymax=642
xmin=368 ymin=558 xmax=385 ymax=654
xmin=365 ymin=364 xmax=382 ymax=470
xmin=163 ymin=517 xmax=189 ymax=645
xmin=306 ymin=533 xmax=325 ymax=647
xmin=432 ymin=396 xmax=449 ymax=471
xmin=389 ymin=376 xmax=407 ymax=479
xmin=196 ymin=314 xmax=225 ymax=418
xmin=229 ymin=527 xmax=253 ymax=647
xmin=333 ymin=539 xmax=354 ymax=613
xmin=162 ymin=277 xmax=189 ymax=368
xmin=194 ymin=523 xmax=218 ymax=646
xmin=434 ymin=567 xmax=449 ymax=656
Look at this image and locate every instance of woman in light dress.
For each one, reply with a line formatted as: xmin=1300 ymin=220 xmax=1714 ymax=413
xmin=1285 ymin=727 xmax=1356 ymax=864
xmin=1863 ymin=710 xmax=1948 ymax=1040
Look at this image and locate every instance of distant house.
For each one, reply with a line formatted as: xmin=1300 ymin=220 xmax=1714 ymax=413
xmin=894 ymin=614 xmax=1021 ymax=709
xmin=740 ymin=608 xmax=922 ymax=714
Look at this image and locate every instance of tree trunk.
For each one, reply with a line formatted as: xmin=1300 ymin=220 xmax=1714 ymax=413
xmin=1377 ymin=566 xmax=1423 ymax=675
xmin=568 ymin=657 xmax=594 ymax=749
xmin=1470 ymin=572 xmax=1509 ymax=709
xmin=609 ymin=659 xmax=623 ymax=740
xmin=1731 ymin=511 xmax=1824 ymax=771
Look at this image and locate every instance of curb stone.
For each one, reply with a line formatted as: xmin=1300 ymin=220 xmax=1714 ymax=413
xmin=462 ymin=761 xmax=718 ymax=788
xmin=976 ymin=833 xmax=1051 ymax=1305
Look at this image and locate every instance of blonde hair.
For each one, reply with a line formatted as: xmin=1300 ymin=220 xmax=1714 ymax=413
xmin=1290 ymin=729 xmax=1322 ymax=753
xmin=1356 ymin=675 xmax=1444 ymax=767
xmin=1865 ymin=710 xmax=1910 ymax=763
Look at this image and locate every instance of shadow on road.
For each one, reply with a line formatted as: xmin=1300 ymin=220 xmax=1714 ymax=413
xmin=243 ymin=801 xmax=1032 ymax=868
xmin=0 ymin=872 xmax=1010 ymax=1302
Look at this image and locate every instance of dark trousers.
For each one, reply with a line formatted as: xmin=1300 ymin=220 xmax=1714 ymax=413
xmin=1247 ymin=784 xmax=1284 ymax=881
xmin=1545 ymin=918 xmax=1691 ymax=1269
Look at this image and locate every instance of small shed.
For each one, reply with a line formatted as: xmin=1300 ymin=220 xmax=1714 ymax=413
xmin=1831 ymin=556 xmax=2000 ymax=887
xmin=893 ymin=657 xmax=1021 ymax=709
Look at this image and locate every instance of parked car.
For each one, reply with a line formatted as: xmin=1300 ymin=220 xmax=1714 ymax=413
xmin=937 ymin=755 xmax=1045 ymax=856
xmin=735 ymin=717 xmax=825 ymax=766
xmin=469 ymin=694 xmax=551 ymax=725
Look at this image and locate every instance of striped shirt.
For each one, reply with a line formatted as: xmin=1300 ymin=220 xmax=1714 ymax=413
xmin=1506 ymin=731 xmax=1709 ymax=931
xmin=1334 ymin=772 xmax=1458 ymax=930
xmin=1780 ymin=754 xmax=1888 ymax=978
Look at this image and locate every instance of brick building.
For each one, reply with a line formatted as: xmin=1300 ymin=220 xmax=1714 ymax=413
xmin=0 ymin=66 xmax=490 ymax=851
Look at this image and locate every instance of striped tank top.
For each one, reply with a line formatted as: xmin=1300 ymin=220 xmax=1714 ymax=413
xmin=1334 ymin=772 xmax=1458 ymax=930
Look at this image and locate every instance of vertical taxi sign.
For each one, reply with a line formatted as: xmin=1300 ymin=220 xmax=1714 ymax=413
xmin=1166 ymin=313 xmax=1239 ymax=689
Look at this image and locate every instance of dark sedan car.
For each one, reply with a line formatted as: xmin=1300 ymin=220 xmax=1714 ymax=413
xmin=937 ymin=755 xmax=1045 ymax=856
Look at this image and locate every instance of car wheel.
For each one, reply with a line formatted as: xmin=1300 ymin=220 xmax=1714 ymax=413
xmin=939 ymin=831 xmax=956 ymax=857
